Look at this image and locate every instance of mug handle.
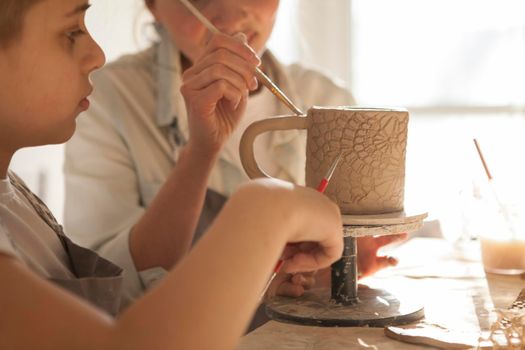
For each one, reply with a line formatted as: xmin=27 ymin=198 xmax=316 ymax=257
xmin=239 ymin=115 xmax=309 ymax=179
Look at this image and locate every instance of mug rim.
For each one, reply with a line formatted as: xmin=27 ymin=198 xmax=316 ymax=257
xmin=310 ymin=105 xmax=408 ymax=113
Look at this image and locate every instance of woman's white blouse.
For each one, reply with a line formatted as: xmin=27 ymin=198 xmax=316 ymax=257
xmin=64 ymin=36 xmax=355 ymax=303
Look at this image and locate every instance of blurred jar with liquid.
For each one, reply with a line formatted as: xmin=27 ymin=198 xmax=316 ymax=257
xmin=464 ymin=179 xmax=525 ymax=275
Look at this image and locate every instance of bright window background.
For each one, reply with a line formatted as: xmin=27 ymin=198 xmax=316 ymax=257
xmin=264 ymin=0 xmax=525 ymax=240
xmin=11 ymin=1 xmax=525 ymax=240
xmin=350 ymin=0 xmax=525 ymax=240
xmin=352 ymin=0 xmax=525 ymax=108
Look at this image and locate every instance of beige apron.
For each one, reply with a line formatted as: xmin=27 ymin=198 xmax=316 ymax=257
xmin=8 ymin=172 xmax=124 ymax=316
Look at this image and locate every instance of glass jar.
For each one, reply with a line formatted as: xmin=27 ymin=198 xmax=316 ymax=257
xmin=470 ymin=180 xmax=525 ymax=275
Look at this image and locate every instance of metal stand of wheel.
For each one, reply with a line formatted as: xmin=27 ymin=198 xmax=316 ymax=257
xmin=266 ymin=232 xmax=425 ymax=327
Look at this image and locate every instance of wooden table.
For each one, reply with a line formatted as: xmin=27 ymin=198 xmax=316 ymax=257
xmin=237 ymin=238 xmax=525 ymax=350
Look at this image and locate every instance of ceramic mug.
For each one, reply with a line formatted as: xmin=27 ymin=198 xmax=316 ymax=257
xmin=239 ymin=106 xmax=409 ymax=215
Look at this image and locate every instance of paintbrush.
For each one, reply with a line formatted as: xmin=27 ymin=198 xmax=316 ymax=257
xmin=178 ymin=0 xmax=304 ymax=116
xmin=261 ymin=152 xmax=344 ymax=299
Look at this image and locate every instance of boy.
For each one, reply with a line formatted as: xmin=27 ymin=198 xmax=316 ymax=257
xmin=0 ymin=1 xmax=343 ymax=348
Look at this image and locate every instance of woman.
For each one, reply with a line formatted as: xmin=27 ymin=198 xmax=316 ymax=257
xmin=64 ymin=0 xmax=402 ymax=310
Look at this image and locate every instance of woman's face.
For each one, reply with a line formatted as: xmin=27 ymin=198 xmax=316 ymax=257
xmin=147 ymin=0 xmax=279 ymax=62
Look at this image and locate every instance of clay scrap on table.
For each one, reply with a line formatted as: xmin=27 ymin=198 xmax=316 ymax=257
xmin=384 ymin=322 xmax=490 ymax=350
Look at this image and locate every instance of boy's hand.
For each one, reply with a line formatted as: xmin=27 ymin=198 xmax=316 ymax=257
xmin=242 ymin=180 xmax=344 ymax=274
xmin=234 ymin=179 xmax=344 ymax=298
xmin=180 ymin=33 xmax=260 ymax=156
xmin=265 ymin=271 xmax=317 ymax=298
xmin=265 ymin=234 xmax=408 ymax=299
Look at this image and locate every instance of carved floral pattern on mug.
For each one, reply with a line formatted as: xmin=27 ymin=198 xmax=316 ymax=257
xmin=306 ymin=109 xmax=408 ymax=215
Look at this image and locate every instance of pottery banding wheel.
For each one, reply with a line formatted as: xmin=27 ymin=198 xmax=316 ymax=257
xmin=343 ymin=210 xmax=428 ymax=237
xmin=266 ymin=285 xmax=425 ymax=327
xmin=265 ymin=216 xmax=427 ymax=327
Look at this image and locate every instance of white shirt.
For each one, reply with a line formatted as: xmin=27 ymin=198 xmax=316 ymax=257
xmin=64 ymin=33 xmax=355 ymax=301
xmin=0 ymin=177 xmax=74 ymax=280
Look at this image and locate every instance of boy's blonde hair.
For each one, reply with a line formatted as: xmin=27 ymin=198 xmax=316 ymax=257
xmin=0 ymin=0 xmax=41 ymax=48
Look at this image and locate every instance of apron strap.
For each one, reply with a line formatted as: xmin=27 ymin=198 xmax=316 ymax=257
xmin=8 ymin=171 xmax=77 ymax=274
xmin=7 ymin=171 xmax=124 ymax=315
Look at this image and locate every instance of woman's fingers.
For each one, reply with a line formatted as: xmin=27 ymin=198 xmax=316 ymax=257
xmin=198 ymin=33 xmax=260 ymax=67
xmin=179 ymin=33 xmax=258 ymax=152
xmin=375 ymin=256 xmax=399 ymax=269
xmin=187 ymin=33 xmax=259 ymax=94
xmin=181 ymin=31 xmax=260 ymax=121
xmin=188 ymin=49 xmax=258 ymax=91
xmin=183 ymin=63 xmax=252 ymax=98
xmin=358 ymin=256 xmax=399 ymax=279
xmin=182 ymin=45 xmax=258 ymax=116
xmin=372 ymin=233 xmax=408 ymax=248
xmin=183 ymin=77 xmax=244 ymax=111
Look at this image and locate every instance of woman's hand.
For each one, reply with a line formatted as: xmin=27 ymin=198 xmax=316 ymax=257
xmin=180 ymin=33 xmax=260 ymax=156
xmin=357 ymin=234 xmax=408 ymax=278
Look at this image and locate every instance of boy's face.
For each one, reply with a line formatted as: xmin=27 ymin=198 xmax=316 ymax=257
xmin=0 ymin=0 xmax=105 ymax=150
xmin=148 ymin=0 xmax=279 ymax=61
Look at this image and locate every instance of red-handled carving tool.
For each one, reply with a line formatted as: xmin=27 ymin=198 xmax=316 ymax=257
xmin=317 ymin=152 xmax=344 ymax=193
xmin=261 ymin=152 xmax=344 ymax=299
xmin=260 ymin=259 xmax=284 ymax=300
